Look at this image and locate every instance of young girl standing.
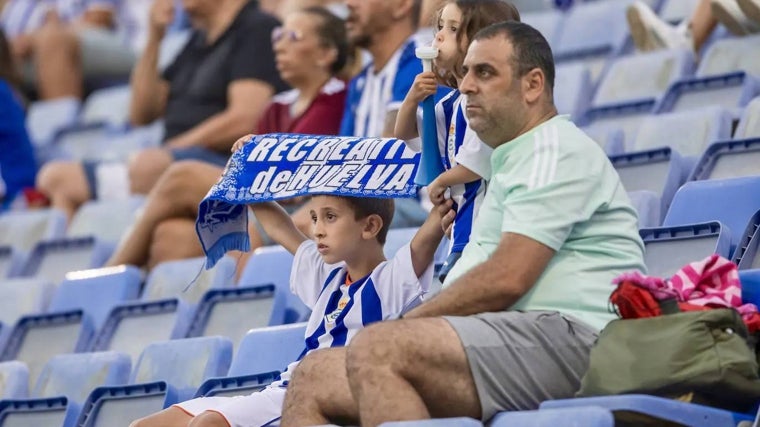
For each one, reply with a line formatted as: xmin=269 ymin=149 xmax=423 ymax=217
xmin=395 ymin=0 xmax=520 ymax=279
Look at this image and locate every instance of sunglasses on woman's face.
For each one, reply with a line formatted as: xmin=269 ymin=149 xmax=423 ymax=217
xmin=271 ymin=27 xmax=305 ymax=44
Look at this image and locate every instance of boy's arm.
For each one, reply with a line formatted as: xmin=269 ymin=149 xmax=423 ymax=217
xmin=409 ymin=200 xmax=449 ymax=278
xmin=249 ymin=202 xmax=309 ymax=255
xmin=428 ymin=165 xmax=482 ymax=206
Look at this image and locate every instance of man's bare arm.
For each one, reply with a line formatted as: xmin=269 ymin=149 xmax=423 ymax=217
xmin=404 ymin=232 xmax=555 ymax=318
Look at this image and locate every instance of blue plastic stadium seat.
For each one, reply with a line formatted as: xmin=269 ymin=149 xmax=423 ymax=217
xmin=194 ymin=323 xmax=307 ymax=398
xmin=0 ymin=208 xmax=67 ymax=253
xmin=578 ymin=99 xmax=656 ymax=150
xmin=696 ymin=34 xmax=760 ymax=79
xmin=735 ymin=97 xmax=760 ymax=139
xmin=690 ymin=137 xmax=760 ymax=181
xmin=79 ymin=85 xmax=132 ymax=129
xmin=663 ymin=176 xmax=760 ymax=256
xmin=52 ymin=124 xmax=116 ymax=162
xmin=0 ymin=246 xmax=24 ymax=278
xmin=540 ymin=394 xmax=752 ymax=427
xmin=581 ymin=125 xmax=625 ymax=155
xmin=611 ymin=148 xmax=687 ymax=220
xmin=640 ymin=222 xmax=731 ymax=277
xmin=0 ymin=361 xmax=29 ymax=399
xmin=76 ymin=337 xmax=232 ymax=426
xmin=0 ymin=352 xmax=130 ymax=427
xmin=655 ymin=71 xmax=760 ymax=117
xmin=552 ymin=1 xmax=630 ymax=81
xmin=733 ymin=210 xmax=760 ymax=270
xmin=67 ymin=197 xmax=145 ymax=244
xmin=185 ymin=285 xmax=277 ymax=348
xmin=627 ymin=191 xmax=661 ymax=229
xmin=0 ymin=267 xmax=141 ymax=385
xmin=554 ymin=62 xmax=593 ymax=120
xmin=520 ymin=9 xmax=564 ymax=48
xmin=379 ymin=418 xmax=482 ymax=427
xmin=19 ymin=236 xmax=115 ymax=284
xmin=89 ymin=256 xmax=234 ymax=362
xmin=0 ymin=278 xmax=54 ymax=347
xmin=740 ymin=269 xmax=760 ymax=307
xmin=238 ymin=246 xmax=310 ymax=324
xmin=25 ymin=97 xmax=81 ymax=148
xmin=659 ymin=0 xmax=701 ymax=23
xmin=386 ymin=228 xmax=418 ymax=259
xmin=592 ymin=49 xmax=695 ymax=109
xmin=629 ymin=107 xmax=733 ymax=161
xmin=492 ymin=407 xmax=614 ymax=426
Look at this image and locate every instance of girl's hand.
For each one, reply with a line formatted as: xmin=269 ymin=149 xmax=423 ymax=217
xmin=427 ymin=176 xmax=448 ymax=206
xmin=406 ymin=71 xmax=438 ymax=104
xmin=232 ymin=134 xmax=255 ymax=153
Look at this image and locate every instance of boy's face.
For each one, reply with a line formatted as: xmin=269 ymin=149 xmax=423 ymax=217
xmin=309 ymin=196 xmax=371 ymax=265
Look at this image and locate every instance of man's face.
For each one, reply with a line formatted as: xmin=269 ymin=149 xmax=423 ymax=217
xmin=459 ymin=36 xmax=526 ymax=148
xmin=344 ymin=0 xmax=395 ymax=48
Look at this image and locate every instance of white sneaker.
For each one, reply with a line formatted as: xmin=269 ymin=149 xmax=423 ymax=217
xmin=738 ymin=0 xmax=760 ymax=25
xmin=626 ymin=1 xmax=694 ymax=52
xmin=711 ymin=0 xmax=760 ymax=35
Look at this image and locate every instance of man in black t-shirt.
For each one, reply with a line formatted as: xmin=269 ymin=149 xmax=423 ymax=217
xmin=36 ymin=0 xmax=288 ymax=220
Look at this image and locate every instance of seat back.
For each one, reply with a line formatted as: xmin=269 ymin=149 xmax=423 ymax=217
xmin=521 ymin=8 xmax=564 ymax=48
xmin=0 ymin=209 xmax=67 ymax=252
xmin=0 ymin=361 xmax=29 ymax=399
xmin=697 ymin=34 xmax=760 ymax=78
xmin=733 ymin=210 xmax=760 ymax=270
xmin=143 ymin=256 xmax=236 ymax=304
xmin=641 ymin=222 xmax=731 ymax=277
xmin=68 ymin=197 xmax=145 ymax=243
xmin=0 ymin=246 xmax=24 ymax=279
xmin=228 ymin=323 xmax=307 ymax=377
xmin=656 ymin=72 xmax=760 ymax=115
xmin=579 ymin=100 xmax=656 ymax=150
xmin=32 ymin=352 xmax=130 ymax=402
xmin=736 ymin=97 xmax=760 ymax=139
xmin=80 ymin=86 xmax=132 ymax=128
xmin=25 ymin=97 xmax=80 ymax=147
xmin=627 ymin=191 xmax=661 ymax=229
xmin=20 ymin=237 xmax=114 ymax=284
xmin=690 ymin=138 xmax=760 ymax=181
xmin=554 ymin=62 xmax=592 ymax=119
xmin=0 ymin=279 xmax=54 ymax=327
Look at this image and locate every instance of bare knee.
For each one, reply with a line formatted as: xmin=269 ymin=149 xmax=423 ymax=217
xmin=34 ymin=23 xmax=77 ymax=56
xmin=36 ymin=160 xmax=90 ymax=202
xmin=188 ymin=411 xmax=229 ymax=427
xmin=346 ymin=322 xmax=400 ymax=377
xmin=128 ymin=148 xmax=173 ymax=194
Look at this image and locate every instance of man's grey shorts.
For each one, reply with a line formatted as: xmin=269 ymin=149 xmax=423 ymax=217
xmin=444 ymin=311 xmax=598 ymax=421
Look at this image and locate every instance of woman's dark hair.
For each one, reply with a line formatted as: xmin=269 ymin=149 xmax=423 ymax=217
xmin=433 ymin=0 xmax=521 ymax=88
xmin=0 ymin=29 xmax=22 ymax=92
xmin=302 ymin=6 xmax=349 ymax=75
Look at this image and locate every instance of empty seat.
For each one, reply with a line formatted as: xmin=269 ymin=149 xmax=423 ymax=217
xmin=733 ymin=210 xmax=760 ymax=270
xmin=521 ymin=8 xmax=564 ymax=48
xmin=540 ymin=394 xmax=751 ymax=427
xmin=195 ymin=323 xmax=307 ymax=398
xmin=735 ymin=96 xmax=760 ymax=139
xmin=385 ymin=228 xmax=419 ymax=259
xmin=491 ymin=407 xmax=614 ymax=427
xmin=581 ymin=125 xmax=625 ymax=155
xmin=81 ymin=122 xmax=165 ymax=163
xmin=578 ymin=99 xmax=656 ymax=150
xmin=238 ymin=246 xmax=309 ymax=324
xmin=79 ymin=85 xmax=132 ymax=128
xmin=0 ymin=246 xmax=24 ymax=278
xmin=144 ymin=256 xmax=236 ymax=304
xmin=611 ymin=148 xmax=687 ymax=219
xmin=663 ymin=176 xmax=760 ymax=256
xmin=659 ymin=0 xmax=701 ymax=23
xmin=0 ymin=209 xmax=67 ymax=253
xmin=553 ymin=1 xmax=630 ymax=80
xmin=592 ymin=49 xmax=694 ymax=108
xmin=690 ymin=137 xmax=760 ymax=181
xmin=185 ymin=285 xmax=278 ymax=349
xmin=641 ymin=222 xmax=731 ymax=277
xmin=627 ymin=190 xmax=661 ymax=229
xmin=19 ymin=236 xmax=115 ymax=285
xmin=67 ymin=196 xmax=145 ymax=243
xmin=76 ymin=337 xmax=232 ymax=427
xmin=0 ymin=352 xmax=130 ymax=427
xmin=53 ymin=124 xmax=114 ymax=161
xmin=554 ymin=62 xmax=593 ymax=119
xmin=697 ymin=34 xmax=760 ymax=78
xmin=25 ymin=97 xmax=80 ymax=147
xmin=630 ymin=107 xmax=733 ymax=160
xmin=1 ymin=267 xmax=141 ymax=385
xmin=655 ymin=71 xmax=760 ymax=116
xmin=0 ymin=361 xmax=29 ymax=399
xmin=0 ymin=278 xmax=54 ymax=336
xmin=89 ymin=257 xmax=233 ymax=362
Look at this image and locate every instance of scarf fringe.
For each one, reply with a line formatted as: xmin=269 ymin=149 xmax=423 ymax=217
xmin=204 ymin=232 xmax=251 ymax=269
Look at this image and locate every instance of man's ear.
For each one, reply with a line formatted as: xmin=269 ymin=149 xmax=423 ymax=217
xmin=522 ymin=68 xmax=545 ymax=104
xmin=362 ymin=214 xmax=383 ymax=241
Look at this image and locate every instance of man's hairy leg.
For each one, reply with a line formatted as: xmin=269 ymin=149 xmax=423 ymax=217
xmin=347 ymin=318 xmax=481 ymax=426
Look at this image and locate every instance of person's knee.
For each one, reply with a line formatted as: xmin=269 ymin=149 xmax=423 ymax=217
xmin=188 ymin=411 xmax=229 ymax=427
xmin=36 ymin=161 xmax=86 ymax=198
xmin=346 ymin=322 xmax=398 ymax=376
xmin=128 ymin=148 xmax=172 ymax=194
xmin=128 ymin=417 xmax=152 ymax=427
xmin=156 ymin=161 xmax=207 ymax=200
xmin=148 ymin=219 xmax=199 ymax=266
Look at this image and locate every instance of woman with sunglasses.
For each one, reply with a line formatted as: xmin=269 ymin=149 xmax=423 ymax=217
xmin=106 ymin=7 xmax=350 ymax=284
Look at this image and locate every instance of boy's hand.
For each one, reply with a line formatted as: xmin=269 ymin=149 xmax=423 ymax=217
xmin=437 ymin=199 xmax=455 ymax=239
xmin=427 ymin=176 xmax=448 ymax=206
xmin=232 ymin=134 xmax=255 ymax=153
xmin=149 ymin=0 xmax=174 ymax=39
xmin=406 ymin=72 xmax=438 ymax=105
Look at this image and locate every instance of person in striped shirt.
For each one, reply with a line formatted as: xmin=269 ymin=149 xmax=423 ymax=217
xmin=130 ymin=194 xmax=447 ymax=427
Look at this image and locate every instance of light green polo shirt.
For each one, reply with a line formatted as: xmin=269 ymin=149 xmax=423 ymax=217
xmin=443 ymin=115 xmax=646 ymax=331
